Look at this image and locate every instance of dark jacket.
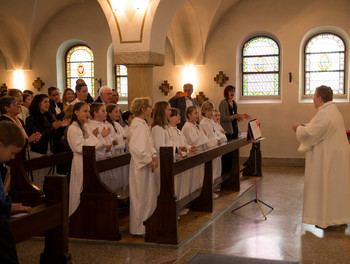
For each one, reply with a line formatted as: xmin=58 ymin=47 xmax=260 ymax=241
xmin=169 ymin=96 xmax=199 ymax=129
xmin=48 ymin=100 xmax=64 ymax=121
xmin=0 ymin=163 xmax=11 ymax=218
xmin=25 ymin=110 xmax=55 ymax=155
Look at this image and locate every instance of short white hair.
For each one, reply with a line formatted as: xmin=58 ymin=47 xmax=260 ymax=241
xmin=99 ymin=86 xmax=112 ymax=96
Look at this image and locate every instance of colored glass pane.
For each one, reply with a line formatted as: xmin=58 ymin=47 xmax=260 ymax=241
xmin=115 ymin=65 xmax=128 ymax=97
xmin=304 ymin=33 xmax=345 ymax=95
xmin=66 ymin=45 xmax=94 ymax=96
xmin=242 ymin=37 xmax=280 ymax=96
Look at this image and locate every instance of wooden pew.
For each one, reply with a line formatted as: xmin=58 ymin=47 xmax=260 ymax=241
xmin=69 ymin=146 xmax=130 ymax=241
xmin=145 ymin=134 xmax=255 ymax=244
xmin=7 ymin=175 xmax=71 ymax=264
xmin=9 ymin=151 xmax=73 ymax=206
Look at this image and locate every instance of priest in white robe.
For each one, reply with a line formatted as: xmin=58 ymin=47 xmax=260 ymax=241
xmin=293 ymin=85 xmax=350 ymax=228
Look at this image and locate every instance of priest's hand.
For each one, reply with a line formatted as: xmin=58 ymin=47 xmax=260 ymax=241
xmin=152 ymin=156 xmax=159 ymax=169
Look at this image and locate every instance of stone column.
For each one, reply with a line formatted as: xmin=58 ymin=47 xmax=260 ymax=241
xmin=114 ymin=51 xmax=164 ymax=106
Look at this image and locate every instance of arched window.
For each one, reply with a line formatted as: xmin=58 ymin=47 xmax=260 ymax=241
xmin=242 ymin=36 xmax=280 ymax=96
xmin=304 ymin=33 xmax=345 ymax=95
xmin=115 ymin=65 xmax=128 ymax=98
xmin=66 ymin=45 xmax=94 ymax=95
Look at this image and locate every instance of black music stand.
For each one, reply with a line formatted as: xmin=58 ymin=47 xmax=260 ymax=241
xmin=231 ymin=120 xmax=273 ymax=219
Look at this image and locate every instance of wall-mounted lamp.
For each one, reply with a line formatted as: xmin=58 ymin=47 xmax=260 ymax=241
xmin=183 ymin=65 xmax=196 ymax=92
xmin=14 ymin=70 xmax=24 ymax=91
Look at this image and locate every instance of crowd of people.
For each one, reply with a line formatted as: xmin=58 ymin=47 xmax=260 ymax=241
xmin=0 ymin=80 xmax=251 ymax=238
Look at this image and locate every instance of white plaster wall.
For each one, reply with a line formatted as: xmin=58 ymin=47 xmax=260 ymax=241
xmin=153 ymin=0 xmax=350 ymax=159
xmin=0 ymin=0 xmax=112 ymax=96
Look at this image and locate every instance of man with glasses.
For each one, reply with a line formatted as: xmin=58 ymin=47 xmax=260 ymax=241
xmin=48 ymin=86 xmax=64 ymax=120
xmin=94 ymin=86 xmax=113 ymax=106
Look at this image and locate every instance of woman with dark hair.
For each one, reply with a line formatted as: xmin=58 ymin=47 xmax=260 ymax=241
xmin=219 ymin=85 xmax=250 ymax=140
xmin=25 ymin=94 xmax=57 ymax=189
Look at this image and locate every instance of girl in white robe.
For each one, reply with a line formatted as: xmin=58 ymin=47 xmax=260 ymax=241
xmin=182 ymin=106 xmax=208 ymax=192
xmin=67 ymin=102 xmax=104 ymax=216
xmin=129 ymin=97 xmax=158 ymax=236
xmin=106 ymin=104 xmax=128 ymax=191
xmin=151 ymin=101 xmax=173 ymax=194
xmin=200 ymin=102 xmax=222 ymax=198
xmin=86 ymin=103 xmax=115 ymax=189
xmin=121 ymin=111 xmax=134 ymax=152
xmin=168 ymin=108 xmax=196 ymax=208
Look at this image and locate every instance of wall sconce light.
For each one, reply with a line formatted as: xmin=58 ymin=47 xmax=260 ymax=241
xmin=110 ymin=0 xmax=127 ymax=12
xmin=183 ymin=65 xmax=196 ymax=91
xmin=14 ymin=70 xmax=25 ymax=91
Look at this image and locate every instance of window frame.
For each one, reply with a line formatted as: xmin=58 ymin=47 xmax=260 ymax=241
xmin=303 ymin=32 xmax=346 ymax=99
xmin=240 ymin=35 xmax=281 ymax=100
xmin=65 ymin=44 xmax=95 ymax=96
xmin=114 ymin=64 xmax=128 ymax=100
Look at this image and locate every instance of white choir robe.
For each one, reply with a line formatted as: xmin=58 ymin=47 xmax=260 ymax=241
xmin=200 ymin=117 xmax=222 ymax=183
xmin=111 ymin=121 xmax=129 ymax=190
xmin=296 ymin=101 xmax=350 ymax=228
xmin=182 ymin=121 xmax=208 ymax=192
xmin=213 ymin=122 xmax=228 ymax=143
xmin=169 ymin=126 xmax=193 ymax=200
xmin=151 ymin=125 xmax=173 ymax=194
xmin=67 ymin=121 xmax=104 ymax=216
xmin=86 ymin=120 xmax=116 ymax=189
xmin=129 ymin=117 xmax=158 ymax=235
xmin=123 ymin=125 xmax=130 ymax=152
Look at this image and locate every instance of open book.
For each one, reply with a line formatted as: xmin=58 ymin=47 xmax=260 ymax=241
xmin=247 ymin=119 xmax=262 ymax=140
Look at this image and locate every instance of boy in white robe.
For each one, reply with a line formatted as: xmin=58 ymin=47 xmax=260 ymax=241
xmin=128 ymin=97 xmax=158 ymax=236
xmin=213 ymin=109 xmax=228 ymax=143
xmin=182 ymin=106 xmax=208 ymax=192
xmin=200 ymin=102 xmax=222 ymax=198
xmin=293 ymin=85 xmax=350 ymax=228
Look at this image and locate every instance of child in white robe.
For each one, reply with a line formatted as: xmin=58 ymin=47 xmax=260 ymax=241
xmin=122 ymin=111 xmax=134 ymax=152
xmin=67 ymin=102 xmax=104 ymax=216
xmin=168 ymin=108 xmax=197 ymax=215
xmin=106 ymin=104 xmax=128 ymax=191
xmin=181 ymin=106 xmax=208 ymax=192
xmin=128 ymin=97 xmax=158 ymax=236
xmin=200 ymin=102 xmax=223 ymax=198
xmin=151 ymin=101 xmax=173 ymax=194
xmin=86 ymin=103 xmax=115 ymax=189
xmin=213 ymin=109 xmax=228 ymax=143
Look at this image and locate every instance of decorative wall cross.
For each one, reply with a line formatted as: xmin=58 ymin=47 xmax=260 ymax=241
xmin=0 ymin=83 xmax=7 ymax=93
xmin=214 ymin=71 xmax=229 ymax=87
xmin=196 ymin=91 xmax=209 ymax=106
xmin=32 ymin=77 xmax=45 ymax=91
xmin=159 ymin=80 xmax=173 ymax=96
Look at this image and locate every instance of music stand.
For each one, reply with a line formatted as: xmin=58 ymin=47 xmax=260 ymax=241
xmin=231 ymin=119 xmax=273 ymax=220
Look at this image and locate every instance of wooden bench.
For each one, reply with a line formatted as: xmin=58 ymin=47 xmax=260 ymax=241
xmin=7 ymin=175 xmax=71 ymax=264
xmin=9 ymin=151 xmax=73 ymax=206
xmin=145 ymin=134 xmax=256 ymax=244
xmin=69 ymin=146 xmax=130 ymax=241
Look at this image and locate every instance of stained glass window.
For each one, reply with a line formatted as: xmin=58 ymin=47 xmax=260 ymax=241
xmin=66 ymin=45 xmax=94 ymax=95
xmin=242 ymin=36 xmax=280 ymax=96
xmin=115 ymin=65 xmax=128 ymax=97
xmin=304 ymin=33 xmax=345 ymax=95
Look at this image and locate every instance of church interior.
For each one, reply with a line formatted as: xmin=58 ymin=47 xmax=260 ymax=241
xmin=1 ymin=0 xmax=350 ymax=263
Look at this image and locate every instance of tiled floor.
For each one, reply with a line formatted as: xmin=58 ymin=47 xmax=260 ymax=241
xmin=16 ymin=166 xmax=350 ymax=264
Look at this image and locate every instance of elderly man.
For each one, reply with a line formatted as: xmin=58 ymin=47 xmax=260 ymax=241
xmin=94 ymin=86 xmax=113 ymax=105
xmin=71 ymin=83 xmax=88 ymax=105
xmin=292 ymin=85 xmax=350 ymax=229
xmin=169 ymin=83 xmax=198 ymax=129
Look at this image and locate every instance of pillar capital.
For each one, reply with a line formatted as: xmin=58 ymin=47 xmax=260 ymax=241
xmin=114 ymin=51 xmax=164 ymax=66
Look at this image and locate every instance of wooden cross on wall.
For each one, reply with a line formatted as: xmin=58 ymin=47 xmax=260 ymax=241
xmin=0 ymin=83 xmax=7 ymax=93
xmin=159 ymin=80 xmax=173 ymax=96
xmin=32 ymin=77 xmax=45 ymax=91
xmin=196 ymin=91 xmax=209 ymax=106
xmin=214 ymin=71 xmax=229 ymax=87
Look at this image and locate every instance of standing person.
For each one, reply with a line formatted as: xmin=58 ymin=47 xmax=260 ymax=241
xmin=62 ymin=88 xmax=75 ymax=110
xmin=182 ymin=106 xmax=208 ymax=192
xmin=71 ymin=83 xmax=89 ymax=105
xmin=94 ymin=86 xmax=113 ymax=106
xmin=200 ymin=102 xmax=222 ymax=198
xmin=151 ymin=101 xmax=173 ymax=193
xmin=219 ymin=85 xmax=250 ymax=140
xmin=212 ymin=109 xmax=228 ymax=143
xmin=48 ymin=87 xmax=64 ymax=120
xmin=0 ymin=121 xmax=31 ymax=264
xmin=66 ymin=102 xmax=104 ymax=216
xmin=20 ymin=93 xmax=32 ymax=124
xmin=219 ymin=85 xmax=250 ymax=176
xmin=128 ymin=97 xmax=158 ymax=236
xmin=169 ymin=83 xmax=199 ymax=129
xmin=25 ymin=94 xmax=61 ymax=189
xmin=292 ymin=85 xmax=350 ymax=229
xmin=111 ymin=89 xmax=125 ymax=127
xmin=7 ymin=89 xmax=26 ymax=125
xmin=76 ymin=79 xmax=94 ymax=104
